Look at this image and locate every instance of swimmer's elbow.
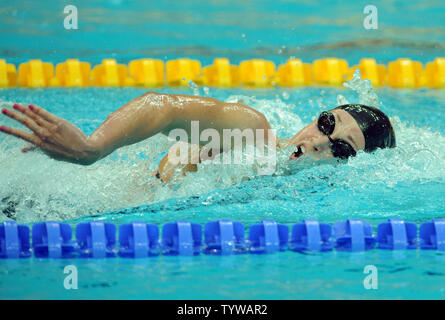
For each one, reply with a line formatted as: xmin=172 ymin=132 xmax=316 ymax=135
xmin=77 ymin=157 xmax=98 ymax=166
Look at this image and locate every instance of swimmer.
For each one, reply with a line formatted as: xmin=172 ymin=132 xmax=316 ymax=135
xmin=0 ymin=91 xmax=395 ymax=181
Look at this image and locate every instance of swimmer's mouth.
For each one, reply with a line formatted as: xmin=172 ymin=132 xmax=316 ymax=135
xmin=290 ymin=145 xmax=305 ymax=160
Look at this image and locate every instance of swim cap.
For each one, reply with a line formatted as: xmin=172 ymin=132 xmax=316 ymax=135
xmin=334 ymin=104 xmax=396 ymax=152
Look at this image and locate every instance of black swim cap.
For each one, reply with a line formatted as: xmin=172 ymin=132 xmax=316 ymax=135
xmin=334 ymin=104 xmax=396 ymax=152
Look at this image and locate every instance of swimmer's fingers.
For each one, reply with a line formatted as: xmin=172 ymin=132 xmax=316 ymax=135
xmin=27 ymin=104 xmax=61 ymax=124
xmin=1 ymin=107 xmax=53 ymax=140
xmin=0 ymin=125 xmax=73 ymax=160
xmin=1 ymin=108 xmax=61 ymax=153
xmin=0 ymin=125 xmax=42 ymax=146
xmin=12 ymin=104 xmax=56 ymax=130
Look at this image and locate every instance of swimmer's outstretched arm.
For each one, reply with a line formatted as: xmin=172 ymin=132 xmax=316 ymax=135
xmin=0 ymin=92 xmax=270 ymax=165
xmin=87 ymin=92 xmax=270 ymax=161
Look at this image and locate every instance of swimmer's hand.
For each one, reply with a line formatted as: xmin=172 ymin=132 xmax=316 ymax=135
xmin=0 ymin=104 xmax=100 ymax=165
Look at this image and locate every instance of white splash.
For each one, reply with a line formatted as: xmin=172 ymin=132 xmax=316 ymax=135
xmin=188 ymin=80 xmax=201 ymax=96
xmin=341 ymin=68 xmax=379 ymax=107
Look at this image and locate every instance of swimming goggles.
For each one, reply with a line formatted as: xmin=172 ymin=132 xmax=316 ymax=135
xmin=317 ymin=111 xmax=357 ymax=159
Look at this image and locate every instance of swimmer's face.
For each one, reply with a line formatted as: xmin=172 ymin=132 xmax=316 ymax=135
xmin=287 ymin=108 xmax=365 ymax=161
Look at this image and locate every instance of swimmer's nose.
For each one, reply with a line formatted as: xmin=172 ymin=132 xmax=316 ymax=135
xmin=310 ymin=136 xmax=332 ymax=156
xmin=288 ymin=122 xmax=320 ymax=147
xmin=289 ymin=122 xmax=332 ymax=157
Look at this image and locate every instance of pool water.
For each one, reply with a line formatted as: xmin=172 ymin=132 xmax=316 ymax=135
xmin=1 ymin=84 xmax=445 ymax=299
xmin=2 ymin=251 xmax=445 ymax=299
xmin=1 ymin=0 xmax=445 ymax=299
xmin=2 ymin=0 xmax=444 ymax=65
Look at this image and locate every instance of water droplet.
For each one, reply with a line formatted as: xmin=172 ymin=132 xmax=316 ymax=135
xmin=188 ymin=80 xmax=200 ymax=96
xmin=282 ymin=91 xmax=290 ymax=100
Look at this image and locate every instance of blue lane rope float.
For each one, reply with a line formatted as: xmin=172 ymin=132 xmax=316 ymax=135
xmin=204 ymin=220 xmax=246 ymax=255
xmin=290 ymin=219 xmax=333 ymax=252
xmin=377 ymin=218 xmax=417 ymax=250
xmin=76 ymin=222 xmax=116 ymax=258
xmin=119 ymin=222 xmax=159 ymax=258
xmin=249 ymin=220 xmax=288 ymax=254
xmin=419 ymin=219 xmax=445 ymax=250
xmin=333 ymin=219 xmax=376 ymax=252
xmin=162 ymin=221 xmax=202 ymax=256
xmin=2 ymin=218 xmax=445 ymax=259
xmin=32 ymin=222 xmax=76 ymax=258
xmin=0 ymin=221 xmax=30 ymax=258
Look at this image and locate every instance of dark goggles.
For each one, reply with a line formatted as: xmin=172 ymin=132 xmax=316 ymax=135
xmin=317 ymin=111 xmax=357 ymax=159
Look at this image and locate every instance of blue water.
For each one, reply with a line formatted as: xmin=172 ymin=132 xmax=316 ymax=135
xmin=1 ymin=0 xmax=444 ymax=65
xmin=1 ymin=0 xmax=445 ymax=299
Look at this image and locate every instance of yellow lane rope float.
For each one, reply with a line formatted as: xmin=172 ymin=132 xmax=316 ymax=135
xmin=0 ymin=57 xmax=443 ymax=89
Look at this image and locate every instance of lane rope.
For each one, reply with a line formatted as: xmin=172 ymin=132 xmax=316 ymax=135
xmin=1 ymin=218 xmax=444 ymax=258
xmin=1 ymin=57 xmax=444 ymax=89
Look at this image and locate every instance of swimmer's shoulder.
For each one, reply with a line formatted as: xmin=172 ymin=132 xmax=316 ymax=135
xmin=221 ymin=101 xmax=271 ymax=130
